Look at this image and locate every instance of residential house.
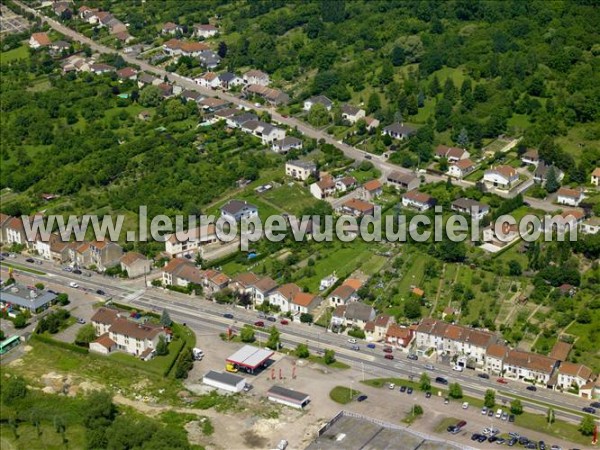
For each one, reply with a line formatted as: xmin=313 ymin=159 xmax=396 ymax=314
xmin=591 ymin=167 xmax=600 ymax=186
xmin=303 ymin=95 xmax=333 ymax=111
xmin=243 ymin=69 xmax=270 ymax=86
xmin=401 ymin=191 xmax=435 ymax=211
xmin=220 ymin=200 xmax=258 ymax=222
xmin=161 ymin=22 xmax=181 ymax=35
xmin=290 ymin=292 xmax=321 ymax=316
xmin=90 ymin=63 xmax=116 ymax=75
xmin=386 ymin=171 xmax=420 ymax=192
xmin=580 ymin=217 xmax=600 ymax=234
xmin=484 ymin=343 xmax=509 ymax=375
xmin=543 ymin=210 xmax=585 ymax=235
xmin=137 ymin=72 xmax=158 ymax=88
xmin=164 ymin=224 xmax=217 ymax=258
xmin=218 ymin=72 xmax=243 ymax=89
xmin=435 ymin=145 xmax=470 ymax=163
xmin=193 ymin=23 xmax=218 ymax=38
xmin=252 ymin=277 xmax=278 ymax=306
xmin=181 ymin=90 xmax=203 ymax=103
xmin=198 ymin=50 xmax=221 ymax=69
xmin=385 ymin=324 xmax=415 ymax=348
xmin=341 ymin=198 xmax=375 ymax=217
xmin=451 ymin=198 xmax=490 ymax=221
xmin=200 ymin=269 xmax=230 ymax=294
xmin=549 ymin=341 xmax=572 ymax=362
xmin=268 ymin=283 xmax=302 ymax=313
xmin=116 ymin=67 xmax=137 ymax=81
xmin=89 ymin=240 xmax=123 ymax=271
xmin=0 ymin=213 xmax=11 ymax=244
xmin=3 ymin=216 xmax=27 ymax=246
xmin=49 ymin=40 xmax=70 ymax=54
xmin=361 ymin=179 xmax=383 ymax=200
xmin=70 ymin=242 xmax=92 ymax=267
xmin=382 ymin=123 xmax=417 ymax=140
xmin=163 ymin=39 xmax=209 ymax=57
xmin=78 ymin=6 xmax=98 ymax=22
xmin=94 ymin=11 xmax=114 ymax=28
xmin=335 ymin=176 xmax=357 ymax=193
xmin=534 ymin=161 xmax=564 ymax=185
xmin=212 ymin=107 xmax=241 ymax=123
xmin=521 ymin=149 xmax=540 ymax=166
xmin=199 ymin=97 xmax=230 ymax=112
xmin=331 ymin=302 xmax=376 ymax=330
xmin=447 ymin=159 xmax=476 ymax=179
xmin=227 ymin=112 xmax=257 ymax=129
xmin=52 ymin=2 xmax=72 ymax=16
xmin=556 ymin=187 xmax=585 ymax=207
xmin=310 ymin=176 xmax=336 ymax=199
xmin=241 ymin=120 xmax=286 ymax=145
xmin=35 ymin=233 xmax=71 ymax=262
xmin=327 ymin=284 xmax=358 ymax=307
xmin=285 ymin=160 xmax=317 ymax=181
xmin=341 ymin=105 xmax=365 ymax=124
xmin=161 ymin=258 xmax=202 ymax=287
xmin=157 ymin=82 xmax=174 ymax=98
xmin=364 ymin=315 xmax=394 ymax=342
xmin=90 ymin=307 xmax=166 ymax=358
xmin=120 ymin=252 xmax=151 ymax=278
xmin=244 ymin=84 xmax=290 ymax=105
xmin=196 ymin=72 xmax=220 ymax=89
xmin=230 ymin=272 xmax=261 ymax=296
xmin=557 ymin=362 xmax=594 ymax=392
xmin=272 ymin=136 xmax=303 ymax=154
xmin=364 ymin=116 xmax=380 ymax=131
xmin=483 ymin=165 xmax=519 ymax=189
xmin=29 ymin=32 xmax=51 ymax=49
xmin=503 ymin=349 xmax=558 ymax=386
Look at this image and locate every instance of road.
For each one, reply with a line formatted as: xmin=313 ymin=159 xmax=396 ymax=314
xmin=1 ymin=255 xmax=596 ymax=429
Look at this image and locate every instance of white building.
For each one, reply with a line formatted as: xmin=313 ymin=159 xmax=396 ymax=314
xmin=203 ymin=370 xmax=246 ymax=393
xmin=341 ymin=104 xmax=365 ymax=124
xmin=272 ymin=136 xmax=303 ymax=153
xmin=401 ymin=191 xmax=435 ymax=211
xmin=580 ymin=217 xmax=600 ymax=234
xmin=557 ymin=362 xmax=593 ymax=392
xmin=451 ymin=198 xmax=490 ymax=221
xmin=220 ymin=200 xmax=258 ymax=222
xmin=483 ymin=166 xmax=519 ymax=189
xmin=591 ymin=167 xmax=600 ymax=186
xmin=310 ymin=177 xmax=336 ymax=199
xmin=243 ymin=69 xmax=270 ymax=86
xmin=447 ymin=159 xmax=476 ymax=179
xmin=556 ymin=187 xmax=585 ymax=207
xmin=268 ymin=283 xmax=301 ymax=313
xmin=303 ymin=95 xmax=333 ymax=111
xmin=285 ymin=160 xmax=317 ymax=181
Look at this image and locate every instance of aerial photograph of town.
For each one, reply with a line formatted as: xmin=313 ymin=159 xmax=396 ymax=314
xmin=0 ymin=0 xmax=599 ymax=449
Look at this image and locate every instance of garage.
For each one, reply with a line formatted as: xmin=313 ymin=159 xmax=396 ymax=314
xmin=267 ymin=385 xmax=310 ymax=409
xmin=203 ymin=370 xmax=246 ymax=393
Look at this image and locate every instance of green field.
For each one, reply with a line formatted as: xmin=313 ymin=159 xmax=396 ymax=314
xmin=261 ymin=183 xmax=319 ymax=215
xmin=0 ymin=45 xmax=29 ymax=64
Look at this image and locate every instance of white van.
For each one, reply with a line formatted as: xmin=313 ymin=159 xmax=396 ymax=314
xmin=495 ymin=408 xmax=503 ymax=418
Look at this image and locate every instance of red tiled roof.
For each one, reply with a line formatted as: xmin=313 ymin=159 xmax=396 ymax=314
xmin=560 ymin=362 xmax=593 ymax=379
xmin=363 ymin=179 xmax=382 ymax=192
xmin=486 ymin=343 xmax=508 ymax=359
xmin=109 ymin=318 xmax=163 ymax=341
xmin=386 ymin=324 xmax=413 ymax=340
xmin=490 ymin=165 xmax=517 ymax=179
xmin=549 ymin=341 xmax=572 ymax=361
xmin=343 ymin=278 xmax=362 ymax=290
xmin=91 ymin=307 xmax=119 ymax=325
xmin=505 ymin=349 xmax=557 ymax=374
xmin=120 ymin=252 xmax=146 ymax=266
xmin=342 ymin=198 xmax=375 ymax=213
xmin=329 ymin=284 xmax=355 ymax=300
xmin=591 ymin=167 xmax=600 ymax=177
xmin=276 ymin=283 xmax=302 ymax=300
xmin=31 ymin=32 xmax=51 ymax=46
xmin=455 ymin=158 xmax=475 ymax=170
xmin=557 ymin=187 xmax=583 ymax=199
xmin=117 ymin=67 xmax=137 ymax=78
xmin=292 ymin=292 xmax=318 ymax=307
xmin=93 ymin=333 xmax=116 ymax=349
xmin=234 ymin=272 xmax=261 ymax=288
xmin=402 ymin=190 xmax=433 ymax=204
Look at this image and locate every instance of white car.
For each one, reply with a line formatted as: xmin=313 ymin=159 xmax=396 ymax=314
xmin=462 ymin=402 xmax=469 ymax=409
xmin=495 ymin=408 xmax=503 ymax=418
xmin=453 ymin=365 xmax=464 ymax=372
xmin=388 ymin=383 xmax=395 ymax=390
xmin=69 ymin=282 xmax=79 ymax=288
xmin=348 ymin=338 xmax=357 ymax=344
xmin=481 ymin=407 xmax=488 ymax=415
xmin=424 ymin=364 xmax=435 ymax=371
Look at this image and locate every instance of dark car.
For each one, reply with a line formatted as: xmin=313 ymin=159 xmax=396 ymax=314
xmin=280 ymin=319 xmax=289 ymax=325
xmin=526 ymin=385 xmax=537 ymax=391
xmin=519 ymin=437 xmax=530 ymax=445
xmin=435 ymin=376 xmax=449 ymax=385
xmin=488 ymin=436 xmax=498 ymax=443
xmin=357 ymin=395 xmax=368 ymax=402
xmin=591 ymin=402 xmax=600 ymax=408
xmin=254 ymin=321 xmax=265 ymax=327
xmin=477 ymin=435 xmax=488 ymax=443
xmin=447 ymin=425 xmax=457 ymax=433
xmin=267 ymin=316 xmax=277 ymax=322
xmin=477 ymin=373 xmax=490 ymax=379
xmin=399 ymin=385 xmax=407 ymax=393
xmin=509 ymin=414 xmax=515 ymax=422
xmin=471 ymin=434 xmax=481 ymax=441
xmin=425 ymin=391 xmax=432 ymax=398
xmin=406 ymin=387 xmax=413 ymax=395
xmin=367 ymin=343 xmax=376 ymax=349
xmin=507 ymin=438 xmax=517 ymax=446
xmin=488 ymin=409 xmax=494 ymax=416
xmin=96 ymin=289 xmax=106 ymax=295
xmin=223 ymin=313 xmax=234 ymax=319
xmin=383 ymin=347 xmax=393 ymax=353
xmin=582 ymin=407 xmax=596 ymax=414
xmin=407 ymin=353 xmax=418 ymax=360
xmin=525 ymin=443 xmax=537 ymax=449
xmin=26 ymin=258 xmax=35 ymax=263
xmin=0 ymin=252 xmax=8 ymax=257
xmin=384 ymin=354 xmax=394 ymax=360
xmin=73 ymin=269 xmax=82 ymax=275
xmin=456 ymin=420 xmax=466 ymax=429
xmin=539 ymin=441 xmax=546 ymax=450
xmin=47 ymin=289 xmax=58 ymax=294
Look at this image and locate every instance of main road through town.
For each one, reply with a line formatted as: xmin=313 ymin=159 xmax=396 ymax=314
xmin=1 ymin=255 xmax=595 ymax=427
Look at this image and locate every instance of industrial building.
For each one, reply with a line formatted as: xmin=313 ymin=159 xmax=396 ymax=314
xmin=266 ymin=385 xmax=310 ymax=409
xmin=203 ymin=370 xmax=247 ymax=393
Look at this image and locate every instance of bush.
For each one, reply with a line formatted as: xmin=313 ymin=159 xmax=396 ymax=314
xmin=324 ymin=349 xmax=336 ymax=365
xmin=347 ymin=328 xmax=365 ymax=339
xmin=295 ymin=343 xmax=310 ymax=358
xmin=13 ymin=314 xmax=27 ymax=329
xmin=448 ymin=382 xmax=463 ymax=399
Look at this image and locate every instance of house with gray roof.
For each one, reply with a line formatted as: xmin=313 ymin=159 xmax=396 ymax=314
xmin=220 ymin=200 xmax=258 ymax=222
xmin=198 ymin=50 xmax=221 ymax=69
xmin=331 ymin=302 xmax=376 ymax=331
xmin=304 ymin=95 xmax=333 ymax=111
xmin=0 ymin=284 xmax=57 ymax=313
xmin=272 ymin=136 xmax=303 ymax=153
xmin=382 ymin=123 xmax=417 ymax=140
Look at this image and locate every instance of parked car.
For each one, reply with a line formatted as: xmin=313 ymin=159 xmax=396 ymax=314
xmin=388 ymin=383 xmax=395 ymax=390
xmin=435 ymin=376 xmax=448 ymax=385
xmin=456 ymin=420 xmax=467 ymax=429
xmin=453 ymin=365 xmax=464 ymax=372
xmin=223 ymin=313 xmax=234 ymax=319
xmin=348 ymin=338 xmax=357 ymax=344
xmin=367 ymin=343 xmax=376 ymax=349
xmin=350 ymin=345 xmax=360 ymax=351
xmin=507 ymin=438 xmax=517 ymax=446
xmin=96 ymin=289 xmax=106 ymax=295
xmin=462 ymin=402 xmax=469 ymax=409
xmin=526 ymin=385 xmax=537 ymax=391
xmin=444 ymin=398 xmax=449 ymax=405
xmin=509 ymin=414 xmax=515 ymax=423
xmin=477 ymin=434 xmax=487 ymax=443
xmin=582 ymin=407 xmax=596 ymax=414
xmin=406 ymin=387 xmax=413 ymax=395
xmin=25 ymin=258 xmax=35 ymax=263
xmin=383 ymin=347 xmax=393 ymax=353
xmin=478 ymin=373 xmax=490 ymax=379
xmin=356 ymin=395 xmax=368 ymax=402
xmin=399 ymin=385 xmax=407 ymax=393
xmin=488 ymin=409 xmax=494 ymax=416
xmin=591 ymin=401 xmax=600 ymax=408
xmin=495 ymin=408 xmax=503 ymax=418
xmin=424 ymin=364 xmax=434 ymax=370
xmin=471 ymin=434 xmax=481 ymax=441
xmin=267 ymin=316 xmax=277 ymax=322
xmin=63 ymin=266 xmax=72 ymax=272
xmin=481 ymin=407 xmax=488 ymax=415
xmin=407 ymin=353 xmax=418 ymax=360
xmin=69 ymin=282 xmax=79 ymax=288
xmin=76 ymin=318 xmax=86 ymax=324
xmin=496 ymin=378 xmax=508 ymax=384
xmin=254 ymin=321 xmax=265 ymax=327
xmin=384 ymin=354 xmax=394 ymax=360
xmin=501 ymin=412 xmax=509 ymax=421
xmin=425 ymin=391 xmax=432 ymax=398
xmin=73 ymin=269 xmax=82 ymax=275
xmin=280 ymin=319 xmax=289 ymax=325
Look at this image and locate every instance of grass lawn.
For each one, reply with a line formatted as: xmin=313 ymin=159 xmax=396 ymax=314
xmin=261 ymin=183 xmax=319 ymax=216
xmin=555 ymin=123 xmax=598 ymax=163
xmin=511 ymin=411 xmax=591 ymax=445
xmin=464 ymin=169 xmax=485 ymax=182
xmin=0 ymin=262 xmax=45 ymax=275
xmin=307 ymin=354 xmax=350 ymax=370
xmin=508 ymin=113 xmax=531 ymax=131
xmin=0 ymin=45 xmax=29 ymax=64
xmin=329 ymin=386 xmax=361 ymax=404
xmin=0 ymin=423 xmax=86 ymax=450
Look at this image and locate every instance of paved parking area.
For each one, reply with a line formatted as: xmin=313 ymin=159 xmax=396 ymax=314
xmin=0 ymin=5 xmax=30 ymax=35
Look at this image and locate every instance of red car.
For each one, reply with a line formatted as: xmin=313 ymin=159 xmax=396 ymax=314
xmin=280 ymin=319 xmax=289 ymax=325
xmin=384 ymin=354 xmax=394 ymax=360
xmin=496 ymin=378 xmax=508 ymax=384
xmin=383 ymin=347 xmax=393 ymax=353
xmin=254 ymin=321 xmax=265 ymax=327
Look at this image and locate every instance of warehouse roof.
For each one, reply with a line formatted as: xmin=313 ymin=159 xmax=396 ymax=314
xmin=203 ymin=370 xmax=245 ymax=386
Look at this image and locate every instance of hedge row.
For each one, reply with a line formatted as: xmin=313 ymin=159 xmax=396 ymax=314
xmin=31 ymin=334 xmax=89 ymax=354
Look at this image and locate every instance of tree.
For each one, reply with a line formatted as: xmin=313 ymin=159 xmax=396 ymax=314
xmin=13 ymin=314 xmax=27 ymax=329
xmin=367 ymin=92 xmax=381 ymax=114
xmin=507 ymin=260 xmax=522 ymax=276
xmin=545 ymin=166 xmax=560 ymax=193
xmin=419 ymin=372 xmax=431 ymax=391
xmin=218 ymin=41 xmax=228 ymax=58
xmin=307 ymin=103 xmax=330 ymax=126
xmin=240 ymin=326 xmax=256 ymax=343
xmin=155 ymin=335 xmax=169 ymax=356
xmin=379 ymin=61 xmax=394 ymax=86
xmin=391 ymin=46 xmax=405 ymax=66
xmin=295 ymin=343 xmax=310 ymax=358
xmin=35 ymin=282 xmax=44 ymax=290
xmin=83 ymin=391 xmax=116 ymax=429
xmin=448 ymin=382 xmax=463 ymax=399
xmin=546 ymin=407 xmax=555 ymax=424
xmin=139 ymin=85 xmax=162 ymax=107
xmin=56 ymin=293 xmax=69 ymax=305
xmin=323 ymin=349 xmax=336 ymax=364
xmin=510 ymin=399 xmax=523 ymax=415
xmin=2 ymin=376 xmax=27 ymax=405
xmin=174 ymin=348 xmax=194 ymax=379
xmin=266 ymin=326 xmax=280 ymax=350
xmin=428 ymin=75 xmax=441 ymax=97
xmin=484 ymin=389 xmax=496 ymax=408
xmin=300 ymin=313 xmax=313 ymax=323
xmin=75 ymin=324 xmax=97 ymax=346
xmin=160 ymin=309 xmax=172 ymax=327
xmin=195 ymin=253 xmax=204 ymax=267
xmin=579 ymin=415 xmax=595 ymax=435
xmin=404 ymin=297 xmax=422 ymax=319
xmin=456 ymin=128 xmax=469 ymax=148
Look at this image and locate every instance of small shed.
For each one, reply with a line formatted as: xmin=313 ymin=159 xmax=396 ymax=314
xmin=203 ymin=370 xmax=246 ymax=393
xmin=266 ymin=385 xmax=310 ymax=409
